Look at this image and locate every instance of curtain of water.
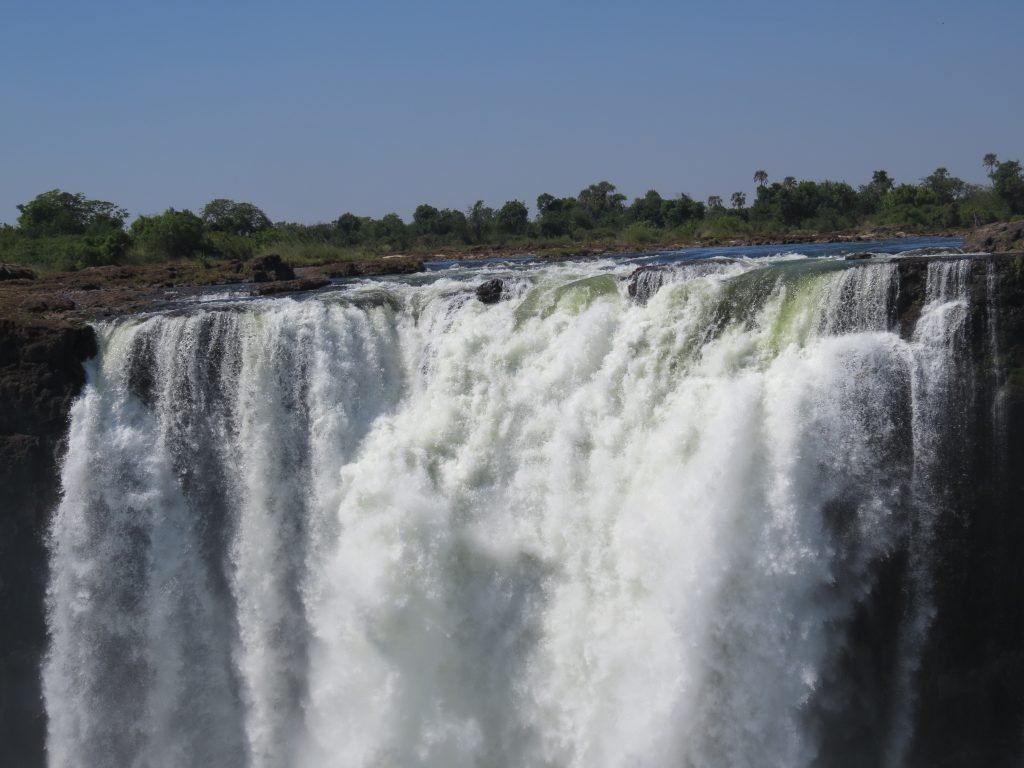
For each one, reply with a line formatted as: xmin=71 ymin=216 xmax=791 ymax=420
xmin=44 ymin=258 xmax=976 ymax=768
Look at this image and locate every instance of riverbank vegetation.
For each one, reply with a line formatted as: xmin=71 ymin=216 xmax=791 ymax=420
xmin=2 ymin=155 xmax=1023 ymax=272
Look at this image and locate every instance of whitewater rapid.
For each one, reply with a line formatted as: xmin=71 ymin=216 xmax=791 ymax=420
xmin=44 ymin=255 xmax=978 ymax=767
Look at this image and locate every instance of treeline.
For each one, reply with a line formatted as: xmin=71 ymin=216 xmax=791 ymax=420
xmin=2 ymin=155 xmax=1023 ymax=271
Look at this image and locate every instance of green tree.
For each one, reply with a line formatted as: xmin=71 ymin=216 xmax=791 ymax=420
xmin=373 ymin=213 xmax=410 ymax=250
xmin=870 ymin=170 xmax=894 ymax=192
xmin=858 ymin=170 xmax=895 ymax=215
xmin=731 ymin=191 xmax=746 ymax=209
xmin=467 ymin=200 xmax=494 ymax=243
xmin=131 ymin=208 xmax=205 ymax=259
xmin=920 ymin=167 xmax=966 ymax=204
xmin=753 ymin=170 xmax=768 ymax=188
xmin=983 ymin=153 xmax=998 ymax=176
xmin=782 ymin=176 xmax=797 ymax=191
xmin=413 ymin=204 xmax=442 ymax=237
xmin=200 ymin=199 xmax=272 ymax=236
xmin=577 ymin=181 xmax=626 ymax=225
xmin=991 ymin=160 xmax=1024 ymax=214
xmin=707 ymin=195 xmax=724 ymax=211
xmin=495 ymin=200 xmax=529 ymax=236
xmin=335 ymin=212 xmax=365 ymax=245
xmin=630 ymin=190 xmax=665 ymax=227
xmin=535 ymin=194 xmax=579 ymax=237
xmin=16 ymin=189 xmax=127 ymax=237
xmin=661 ymin=194 xmax=705 ymax=227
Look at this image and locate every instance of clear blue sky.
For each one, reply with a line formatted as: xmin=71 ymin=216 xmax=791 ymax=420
xmin=2 ymin=0 xmax=1021 ymax=225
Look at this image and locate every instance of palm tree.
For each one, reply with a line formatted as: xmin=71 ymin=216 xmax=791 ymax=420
xmin=782 ymin=176 xmax=797 ymax=191
xmin=983 ymin=153 xmax=998 ymax=177
xmin=731 ymin=191 xmax=746 ymax=209
xmin=707 ymin=195 xmax=723 ymax=209
xmin=753 ymin=170 xmax=768 ymax=188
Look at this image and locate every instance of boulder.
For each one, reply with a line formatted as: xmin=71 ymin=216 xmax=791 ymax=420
xmin=253 ymin=277 xmax=330 ymax=296
xmin=475 ymin=278 xmax=503 ymax=304
xmin=249 ymin=254 xmax=295 ymax=282
xmin=0 ymin=265 xmax=36 ymax=281
xmin=962 ymin=220 xmax=1024 ymax=253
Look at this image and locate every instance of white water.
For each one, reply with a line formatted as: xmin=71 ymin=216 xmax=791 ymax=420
xmin=45 ymin=256 xmax=975 ymax=767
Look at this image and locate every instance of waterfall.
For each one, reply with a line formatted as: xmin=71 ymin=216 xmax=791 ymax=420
xmin=44 ymin=255 xmax=984 ymax=767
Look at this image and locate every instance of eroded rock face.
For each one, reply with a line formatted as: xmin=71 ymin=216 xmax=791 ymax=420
xmin=0 ymin=320 xmax=96 ymax=768
xmin=0 ymin=264 xmax=36 ymax=281
xmin=963 ymin=220 xmax=1024 ymax=253
xmin=475 ymin=278 xmax=503 ymax=304
xmin=250 ymin=254 xmax=296 ymax=282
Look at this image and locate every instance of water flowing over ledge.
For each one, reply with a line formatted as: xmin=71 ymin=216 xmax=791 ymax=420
xmin=43 ymin=253 xmax=1024 ymax=767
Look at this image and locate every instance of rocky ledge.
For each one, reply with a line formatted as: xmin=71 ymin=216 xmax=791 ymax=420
xmin=0 ymin=320 xmax=97 ymax=764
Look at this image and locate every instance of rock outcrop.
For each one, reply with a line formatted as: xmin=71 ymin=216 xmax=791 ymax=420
xmin=0 ymin=264 xmax=36 ymax=281
xmin=475 ymin=278 xmax=503 ymax=304
xmin=250 ymin=253 xmax=296 ymax=282
xmin=963 ymin=219 xmax=1024 ymax=253
xmin=0 ymin=320 xmax=97 ymax=767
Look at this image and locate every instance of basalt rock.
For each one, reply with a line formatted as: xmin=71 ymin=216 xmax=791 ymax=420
xmin=253 ymin=277 xmax=331 ymax=296
xmin=326 ymin=257 xmax=424 ymax=278
xmin=475 ymin=278 xmax=503 ymax=304
xmin=0 ymin=319 xmax=97 ymax=767
xmin=250 ymin=254 xmax=295 ymax=282
xmin=0 ymin=264 xmax=36 ymax=281
xmin=963 ymin=220 xmax=1024 ymax=253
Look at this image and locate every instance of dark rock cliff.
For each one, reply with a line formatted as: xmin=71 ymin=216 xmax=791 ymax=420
xmin=0 ymin=320 xmax=96 ymax=767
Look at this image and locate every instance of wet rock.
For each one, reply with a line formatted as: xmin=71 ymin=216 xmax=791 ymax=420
xmin=627 ymin=266 xmax=669 ymax=304
xmin=249 ymin=254 xmax=295 ymax=282
xmin=326 ymin=257 xmax=424 ymax=278
xmin=0 ymin=265 xmax=36 ymax=281
xmin=475 ymin=278 xmax=503 ymax=304
xmin=0 ymin=320 xmax=97 ymax=765
xmin=962 ymin=220 xmax=1024 ymax=253
xmin=897 ymin=246 xmax=964 ymax=258
xmin=24 ymin=298 xmax=75 ymax=314
xmin=253 ymin=277 xmax=330 ymax=296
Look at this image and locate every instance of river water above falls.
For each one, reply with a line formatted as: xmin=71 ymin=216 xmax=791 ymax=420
xmin=43 ymin=240 xmax=1019 ymax=767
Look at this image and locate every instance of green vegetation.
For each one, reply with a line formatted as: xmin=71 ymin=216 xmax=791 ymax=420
xmin=3 ymin=154 xmax=1024 ymax=272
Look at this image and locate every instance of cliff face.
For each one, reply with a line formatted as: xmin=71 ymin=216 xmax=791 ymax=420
xmin=0 ymin=321 xmax=96 ymax=767
xmin=909 ymin=254 xmax=1024 ymax=767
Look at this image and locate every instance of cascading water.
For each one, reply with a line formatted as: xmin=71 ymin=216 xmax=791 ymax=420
xmin=43 ymin=254 xmax=986 ymax=767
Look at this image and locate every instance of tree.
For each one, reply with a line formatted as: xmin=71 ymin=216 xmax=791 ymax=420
xmin=495 ymin=200 xmax=529 ymax=236
xmin=577 ymin=181 xmax=626 ymax=225
xmin=630 ymin=190 xmax=665 ymax=227
xmin=536 ymin=194 xmax=579 ymax=237
xmin=782 ymin=176 xmax=797 ymax=191
xmin=661 ymin=194 xmax=705 ymax=226
xmin=857 ymin=170 xmax=895 ymax=215
xmin=413 ymin=204 xmax=442 ymax=237
xmin=983 ymin=153 xmax=998 ymax=177
xmin=536 ymin=193 xmax=556 ymax=216
xmin=467 ymin=200 xmax=494 ymax=243
xmin=753 ymin=170 xmax=768 ymax=188
xmin=870 ymin=170 xmax=894 ymax=193
xmin=707 ymin=195 xmax=724 ymax=210
xmin=920 ymin=167 xmax=966 ymax=204
xmin=200 ymin=199 xmax=271 ymax=236
xmin=991 ymin=159 xmax=1024 ymax=214
xmin=335 ymin=212 xmax=365 ymax=245
xmin=16 ymin=189 xmax=128 ymax=237
xmin=130 ymin=208 xmax=205 ymax=259
xmin=731 ymin=191 xmax=747 ymax=209
xmin=373 ymin=213 xmax=410 ymax=250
